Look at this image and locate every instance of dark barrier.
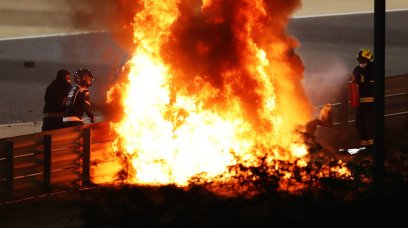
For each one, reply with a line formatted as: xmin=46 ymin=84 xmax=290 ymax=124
xmin=0 ymin=122 xmax=119 ymax=202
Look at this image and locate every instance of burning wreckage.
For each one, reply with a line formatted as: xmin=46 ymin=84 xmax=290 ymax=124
xmin=95 ymin=0 xmax=353 ymax=196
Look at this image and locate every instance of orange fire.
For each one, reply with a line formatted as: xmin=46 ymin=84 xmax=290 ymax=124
xmin=103 ymin=0 xmax=351 ymax=192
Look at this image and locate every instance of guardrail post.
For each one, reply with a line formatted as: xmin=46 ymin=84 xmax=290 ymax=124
xmin=43 ymin=135 xmax=51 ymax=193
xmin=5 ymin=141 xmax=14 ymax=201
xmin=82 ymin=128 xmax=91 ymax=186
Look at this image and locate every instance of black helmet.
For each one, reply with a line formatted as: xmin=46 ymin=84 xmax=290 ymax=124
xmin=74 ymin=68 xmax=94 ymax=87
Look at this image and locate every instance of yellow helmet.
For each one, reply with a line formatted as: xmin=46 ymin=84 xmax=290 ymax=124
xmin=357 ymin=49 xmax=374 ymax=62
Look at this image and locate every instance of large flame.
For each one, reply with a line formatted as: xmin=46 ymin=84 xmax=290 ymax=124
xmin=103 ymin=0 xmax=348 ymax=191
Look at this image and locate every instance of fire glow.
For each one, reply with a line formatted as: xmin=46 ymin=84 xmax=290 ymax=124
xmin=105 ymin=0 xmax=351 ymax=191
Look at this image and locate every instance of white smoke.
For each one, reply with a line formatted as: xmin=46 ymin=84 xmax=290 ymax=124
xmin=302 ymin=56 xmax=350 ymax=112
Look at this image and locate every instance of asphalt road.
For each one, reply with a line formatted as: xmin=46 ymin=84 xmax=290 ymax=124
xmin=0 ymin=11 xmax=407 ymax=125
xmin=289 ymin=10 xmax=408 ymax=77
xmin=289 ymin=11 xmax=408 ymax=106
xmin=0 ymin=32 xmax=129 ymax=124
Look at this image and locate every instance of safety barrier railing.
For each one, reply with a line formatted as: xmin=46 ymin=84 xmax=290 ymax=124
xmin=0 ymin=122 xmax=119 ymax=202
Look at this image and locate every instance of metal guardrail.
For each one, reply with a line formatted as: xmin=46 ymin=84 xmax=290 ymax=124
xmin=0 ymin=122 xmax=119 ymax=202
